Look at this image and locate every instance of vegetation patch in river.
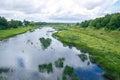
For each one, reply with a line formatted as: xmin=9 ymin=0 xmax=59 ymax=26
xmin=31 ymin=42 xmax=33 ymax=45
xmin=78 ymin=54 xmax=87 ymax=62
xmin=55 ymin=58 xmax=65 ymax=68
xmin=0 ymin=68 xmax=10 ymax=73
xmin=38 ymin=63 xmax=53 ymax=73
xmin=0 ymin=75 xmax=7 ymax=80
xmin=39 ymin=37 xmax=52 ymax=49
xmin=62 ymin=65 xmax=79 ymax=80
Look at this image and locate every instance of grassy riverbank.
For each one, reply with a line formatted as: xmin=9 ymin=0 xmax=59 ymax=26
xmin=54 ymin=27 xmax=120 ymax=80
xmin=0 ymin=26 xmax=36 ymax=41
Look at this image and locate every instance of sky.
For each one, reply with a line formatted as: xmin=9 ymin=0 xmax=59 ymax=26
xmin=0 ymin=0 xmax=120 ymax=23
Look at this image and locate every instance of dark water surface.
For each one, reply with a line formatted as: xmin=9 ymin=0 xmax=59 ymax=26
xmin=0 ymin=27 xmax=106 ymax=80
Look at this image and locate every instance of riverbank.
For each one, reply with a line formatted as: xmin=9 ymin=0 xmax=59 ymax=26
xmin=54 ymin=27 xmax=120 ymax=80
xmin=0 ymin=26 xmax=37 ymax=41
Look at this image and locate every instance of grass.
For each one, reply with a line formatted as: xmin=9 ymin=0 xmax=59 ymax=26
xmin=54 ymin=26 xmax=120 ymax=80
xmin=62 ymin=65 xmax=79 ymax=80
xmin=0 ymin=26 xmax=37 ymax=41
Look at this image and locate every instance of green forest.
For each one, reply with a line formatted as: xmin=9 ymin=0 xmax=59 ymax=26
xmin=0 ymin=16 xmax=36 ymax=30
xmin=78 ymin=13 xmax=120 ymax=30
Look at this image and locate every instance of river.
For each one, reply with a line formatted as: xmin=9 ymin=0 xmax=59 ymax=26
xmin=0 ymin=27 xmax=106 ymax=80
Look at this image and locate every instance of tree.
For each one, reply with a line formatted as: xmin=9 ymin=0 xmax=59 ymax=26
xmin=107 ymin=14 xmax=120 ymax=30
xmin=94 ymin=18 xmax=103 ymax=29
xmin=101 ymin=14 xmax=111 ymax=27
xmin=23 ymin=20 xmax=30 ymax=26
xmin=80 ymin=20 xmax=90 ymax=27
xmin=79 ymin=13 xmax=120 ymax=30
xmin=8 ymin=20 xmax=23 ymax=28
xmin=0 ymin=16 xmax=8 ymax=29
xmin=29 ymin=21 xmax=35 ymax=26
xmin=76 ymin=23 xmax=80 ymax=26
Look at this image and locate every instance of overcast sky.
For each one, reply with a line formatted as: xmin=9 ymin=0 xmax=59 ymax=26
xmin=0 ymin=0 xmax=120 ymax=22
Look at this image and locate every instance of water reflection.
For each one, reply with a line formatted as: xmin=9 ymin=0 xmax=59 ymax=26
xmin=75 ymin=64 xmax=105 ymax=80
xmin=0 ymin=27 xmax=106 ymax=80
xmin=17 ymin=57 xmax=25 ymax=68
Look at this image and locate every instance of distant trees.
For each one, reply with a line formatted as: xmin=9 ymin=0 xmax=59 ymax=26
xmin=106 ymin=14 xmax=120 ymax=30
xmin=80 ymin=20 xmax=90 ymax=28
xmin=79 ymin=13 xmax=120 ymax=30
xmin=35 ymin=22 xmax=48 ymax=26
xmin=0 ymin=17 xmax=8 ymax=29
xmin=8 ymin=20 xmax=23 ymax=28
xmin=23 ymin=20 xmax=30 ymax=26
xmin=0 ymin=16 xmax=36 ymax=30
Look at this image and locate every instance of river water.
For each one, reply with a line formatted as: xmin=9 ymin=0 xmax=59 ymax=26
xmin=0 ymin=27 xmax=106 ymax=80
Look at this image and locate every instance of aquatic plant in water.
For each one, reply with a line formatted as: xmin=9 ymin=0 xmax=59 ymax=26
xmin=38 ymin=63 xmax=53 ymax=73
xmin=0 ymin=68 xmax=10 ymax=73
xmin=55 ymin=58 xmax=65 ymax=68
xmin=78 ymin=54 xmax=87 ymax=62
xmin=39 ymin=37 xmax=52 ymax=49
xmin=62 ymin=65 xmax=79 ymax=80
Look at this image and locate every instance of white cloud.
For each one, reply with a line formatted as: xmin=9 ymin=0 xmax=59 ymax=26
xmin=0 ymin=0 xmax=119 ymax=22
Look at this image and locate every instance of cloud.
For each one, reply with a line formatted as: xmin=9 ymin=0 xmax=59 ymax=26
xmin=0 ymin=0 xmax=119 ymax=22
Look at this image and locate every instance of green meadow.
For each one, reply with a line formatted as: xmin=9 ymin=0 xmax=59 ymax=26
xmin=54 ymin=26 xmax=120 ymax=80
xmin=0 ymin=26 xmax=36 ymax=41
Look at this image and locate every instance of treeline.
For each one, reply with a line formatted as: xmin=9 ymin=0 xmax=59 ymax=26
xmin=0 ymin=16 xmax=35 ymax=30
xmin=78 ymin=13 xmax=120 ymax=30
xmin=35 ymin=22 xmax=70 ymax=26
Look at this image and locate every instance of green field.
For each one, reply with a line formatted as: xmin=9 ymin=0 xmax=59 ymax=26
xmin=54 ymin=26 xmax=120 ymax=80
xmin=0 ymin=26 xmax=36 ymax=41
